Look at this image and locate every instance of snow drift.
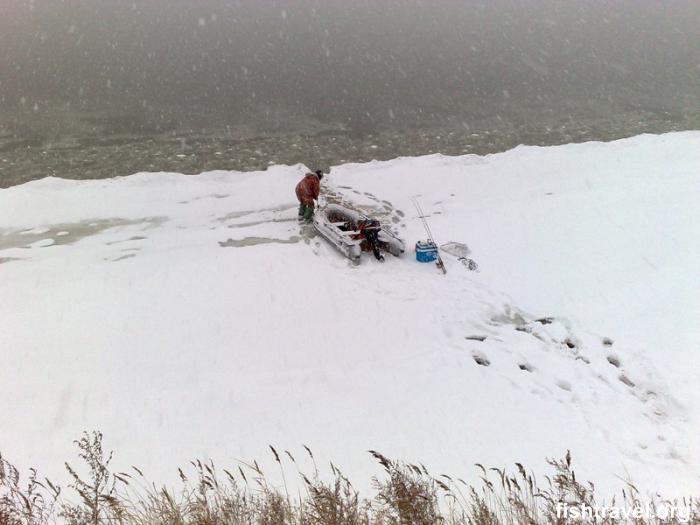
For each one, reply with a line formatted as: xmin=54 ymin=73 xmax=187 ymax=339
xmin=1 ymin=132 xmax=698 ymax=495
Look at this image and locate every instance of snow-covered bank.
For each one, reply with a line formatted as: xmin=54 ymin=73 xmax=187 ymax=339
xmin=1 ymin=132 xmax=699 ymax=496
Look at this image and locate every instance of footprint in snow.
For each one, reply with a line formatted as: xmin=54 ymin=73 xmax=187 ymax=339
xmin=563 ymin=338 xmax=577 ymax=349
xmin=607 ymin=354 xmax=621 ymax=368
xmin=518 ymin=363 xmax=534 ymax=372
xmin=556 ymin=380 xmax=572 ymax=392
xmin=618 ymin=374 xmax=635 ymax=388
xmin=535 ymin=317 xmax=555 ymax=325
xmin=472 ymin=352 xmax=490 ymax=367
xmin=110 ymin=254 xmax=136 ymax=262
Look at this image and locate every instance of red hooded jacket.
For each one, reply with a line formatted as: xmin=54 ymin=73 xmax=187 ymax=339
xmin=295 ymin=173 xmax=321 ymax=205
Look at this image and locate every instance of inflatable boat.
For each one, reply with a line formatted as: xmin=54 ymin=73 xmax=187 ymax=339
xmin=313 ymin=204 xmax=405 ymax=263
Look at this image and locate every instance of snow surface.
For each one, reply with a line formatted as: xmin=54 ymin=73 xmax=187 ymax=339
xmin=1 ymin=132 xmax=699 ymax=496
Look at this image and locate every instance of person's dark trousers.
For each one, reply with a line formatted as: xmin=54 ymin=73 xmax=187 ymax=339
xmin=298 ymin=202 xmax=315 ymax=220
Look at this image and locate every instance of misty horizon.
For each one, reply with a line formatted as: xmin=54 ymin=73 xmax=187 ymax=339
xmin=1 ymin=0 xmax=699 ymax=135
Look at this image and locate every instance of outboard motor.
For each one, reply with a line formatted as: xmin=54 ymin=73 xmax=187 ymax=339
xmin=358 ymin=219 xmax=384 ymax=261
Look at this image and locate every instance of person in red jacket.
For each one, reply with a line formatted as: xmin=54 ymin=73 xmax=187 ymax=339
xmin=295 ymin=169 xmax=324 ymax=221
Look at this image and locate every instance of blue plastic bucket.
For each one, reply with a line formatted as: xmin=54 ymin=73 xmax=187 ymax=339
xmin=415 ymin=240 xmax=438 ymax=262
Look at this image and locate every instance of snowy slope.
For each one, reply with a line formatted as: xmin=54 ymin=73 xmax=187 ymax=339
xmin=1 ymin=132 xmax=698 ymax=496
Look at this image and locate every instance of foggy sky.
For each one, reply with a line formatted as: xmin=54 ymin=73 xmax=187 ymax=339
xmin=1 ymin=0 xmax=699 ymax=133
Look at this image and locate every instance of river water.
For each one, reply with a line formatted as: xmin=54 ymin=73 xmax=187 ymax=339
xmin=1 ymin=1 xmax=698 ymax=187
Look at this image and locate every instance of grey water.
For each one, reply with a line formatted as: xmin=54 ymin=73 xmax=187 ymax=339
xmin=1 ymin=0 xmax=699 ymax=187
